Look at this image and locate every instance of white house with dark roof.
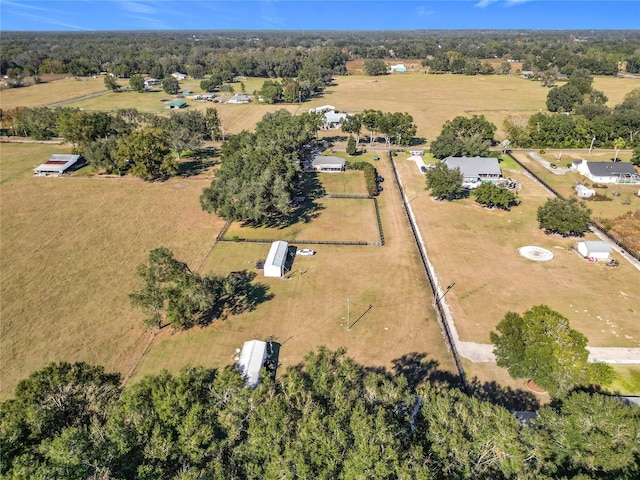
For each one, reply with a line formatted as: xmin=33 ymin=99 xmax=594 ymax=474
xmin=311 ymin=155 xmax=346 ymax=172
xmin=572 ymin=159 xmax=640 ymax=184
xmin=442 ymin=156 xmax=502 ymax=189
xmin=34 ymin=154 xmax=85 ymax=177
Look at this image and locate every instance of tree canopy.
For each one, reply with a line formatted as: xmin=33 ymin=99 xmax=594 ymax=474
xmin=425 ymin=162 xmax=466 ymax=200
xmin=537 ymin=197 xmax=592 ymax=237
xmin=2 ymin=349 xmax=637 ymax=479
xmin=490 ymin=305 xmax=614 ymax=397
xmin=129 ymin=247 xmax=225 ymax=330
xmin=430 ymin=115 xmax=496 ymax=159
xmin=473 ymin=182 xmax=519 ymax=210
xmin=200 ymin=110 xmax=319 ymax=224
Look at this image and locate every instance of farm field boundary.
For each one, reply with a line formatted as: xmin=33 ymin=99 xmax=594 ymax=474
xmin=506 ymin=151 xmax=640 ymax=267
xmin=388 ymin=150 xmax=468 ymax=391
xmin=219 ymin=195 xmax=385 ymax=246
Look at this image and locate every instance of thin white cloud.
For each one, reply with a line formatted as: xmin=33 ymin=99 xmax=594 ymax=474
xmin=415 ymin=6 xmax=435 ymax=16
xmin=117 ymin=1 xmax=157 ymax=15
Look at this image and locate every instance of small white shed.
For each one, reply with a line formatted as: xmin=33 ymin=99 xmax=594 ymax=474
xmin=236 ymin=340 xmax=267 ymax=388
xmin=264 ymin=240 xmax=289 ymax=277
xmin=577 ymin=241 xmax=612 ymax=261
xmin=575 ymin=184 xmax=595 ymax=198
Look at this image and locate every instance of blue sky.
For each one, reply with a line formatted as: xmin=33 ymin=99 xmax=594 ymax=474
xmin=1 ymin=1 xmax=639 ymax=31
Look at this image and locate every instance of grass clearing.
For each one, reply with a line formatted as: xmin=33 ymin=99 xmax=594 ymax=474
xmin=131 ymin=152 xmax=457 ymax=384
xmin=395 ymin=154 xmax=640 ymax=350
xmin=0 ymin=143 xmax=220 ymax=399
xmin=606 ymin=365 xmax=640 ymax=396
xmin=0 ymin=76 xmax=107 ymax=110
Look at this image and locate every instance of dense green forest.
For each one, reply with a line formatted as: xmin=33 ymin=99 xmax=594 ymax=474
xmin=1 ymin=30 xmax=639 ymax=79
xmin=2 ymin=348 xmax=639 ymax=479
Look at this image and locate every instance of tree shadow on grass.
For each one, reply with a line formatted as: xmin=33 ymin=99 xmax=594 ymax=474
xmin=221 ymin=270 xmax=274 ymax=317
xmin=384 ymin=352 xmax=540 ymax=410
xmin=468 ymin=378 xmax=541 ymax=411
xmin=177 ymin=146 xmax=219 ymax=177
xmin=390 ymin=352 xmax=462 ymax=390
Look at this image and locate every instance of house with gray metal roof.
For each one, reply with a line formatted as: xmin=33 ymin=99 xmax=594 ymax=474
xmin=442 ymin=156 xmax=502 ymax=188
xmin=311 ymin=155 xmax=346 ymax=172
xmin=572 ymin=159 xmax=640 ymax=184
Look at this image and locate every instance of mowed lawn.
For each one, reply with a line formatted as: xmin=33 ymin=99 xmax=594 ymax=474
xmin=394 ymin=153 xmax=640 ymax=348
xmin=0 ymin=143 xmax=220 ymax=399
xmin=131 ymin=155 xmax=457 ymax=384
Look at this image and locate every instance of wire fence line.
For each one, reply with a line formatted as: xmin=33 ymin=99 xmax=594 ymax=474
xmin=506 ymin=151 xmax=640 ymax=264
xmin=387 ymin=150 xmax=469 ymax=392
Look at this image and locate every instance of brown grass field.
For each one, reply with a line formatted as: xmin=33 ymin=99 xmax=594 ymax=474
xmin=0 ymin=143 xmax=221 ymax=398
xmin=394 ymin=152 xmax=640 ymax=348
xmin=128 ymin=151 xmax=457 ymax=385
xmin=0 ymin=76 xmax=108 ymax=110
xmin=2 ymin=73 xmax=640 ymax=398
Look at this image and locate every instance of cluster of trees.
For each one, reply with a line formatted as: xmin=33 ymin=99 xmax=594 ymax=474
xmin=2 ymin=348 xmax=638 ymax=479
xmin=545 ymin=69 xmax=608 ymax=113
xmin=200 ymin=110 xmax=321 ymax=224
xmin=130 ymin=247 xmax=234 ymax=330
xmin=423 ymin=54 xmax=498 ymax=75
xmin=506 ymin=88 xmax=640 ymax=149
xmin=537 ymin=197 xmax=593 ymax=237
xmin=341 ymin=109 xmax=417 ymax=148
xmin=3 ymin=30 xmax=638 ymax=80
xmin=430 ymin=115 xmax=496 ymax=159
xmin=492 ymin=305 xmax=615 ymax=397
xmin=473 ymin=182 xmax=519 ymax=210
xmin=2 ymin=106 xmax=222 ymax=180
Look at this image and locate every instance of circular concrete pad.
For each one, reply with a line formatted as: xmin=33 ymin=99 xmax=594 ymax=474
xmin=519 ymin=246 xmax=554 ymax=262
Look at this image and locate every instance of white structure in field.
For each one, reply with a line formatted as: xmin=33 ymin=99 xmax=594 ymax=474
xmin=264 ymin=240 xmax=289 ymax=277
xmin=236 ymin=340 xmax=268 ymax=388
xmin=311 ymin=155 xmax=346 ymax=172
xmin=577 ymin=241 xmax=612 ymax=261
xmin=575 ymin=184 xmax=596 ymax=198
xmin=34 ymin=154 xmax=84 ymax=176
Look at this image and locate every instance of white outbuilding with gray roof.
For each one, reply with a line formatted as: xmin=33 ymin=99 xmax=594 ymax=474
xmin=264 ymin=240 xmax=289 ymax=277
xmin=577 ymin=241 xmax=612 ymax=261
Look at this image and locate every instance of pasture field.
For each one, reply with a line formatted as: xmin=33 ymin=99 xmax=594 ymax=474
xmin=0 ymin=143 xmax=220 ymax=399
xmin=3 ymin=73 xmax=637 ymax=144
xmin=130 ymin=153 xmax=457 ymax=384
xmin=394 ymin=153 xmax=640 ymax=349
xmin=1 ymin=143 xmax=457 ymax=397
xmin=513 ymin=152 xmax=640 ymax=219
xmin=224 ymin=197 xmax=380 ymax=243
xmin=0 ymin=76 xmax=107 ymax=110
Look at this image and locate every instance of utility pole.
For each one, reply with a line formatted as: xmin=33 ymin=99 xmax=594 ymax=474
xmin=434 ymin=283 xmax=455 ymax=306
xmin=589 ymin=136 xmax=596 ymax=153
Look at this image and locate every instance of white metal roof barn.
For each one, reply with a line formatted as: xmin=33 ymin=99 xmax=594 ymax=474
xmin=236 ymin=340 xmax=268 ymax=388
xmin=264 ymin=240 xmax=289 ymax=277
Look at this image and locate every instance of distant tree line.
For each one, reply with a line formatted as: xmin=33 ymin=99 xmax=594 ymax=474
xmin=506 ymin=87 xmax=640 ymax=149
xmin=2 ymin=30 xmax=638 ymax=81
xmin=2 ymin=347 xmax=638 ymax=479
